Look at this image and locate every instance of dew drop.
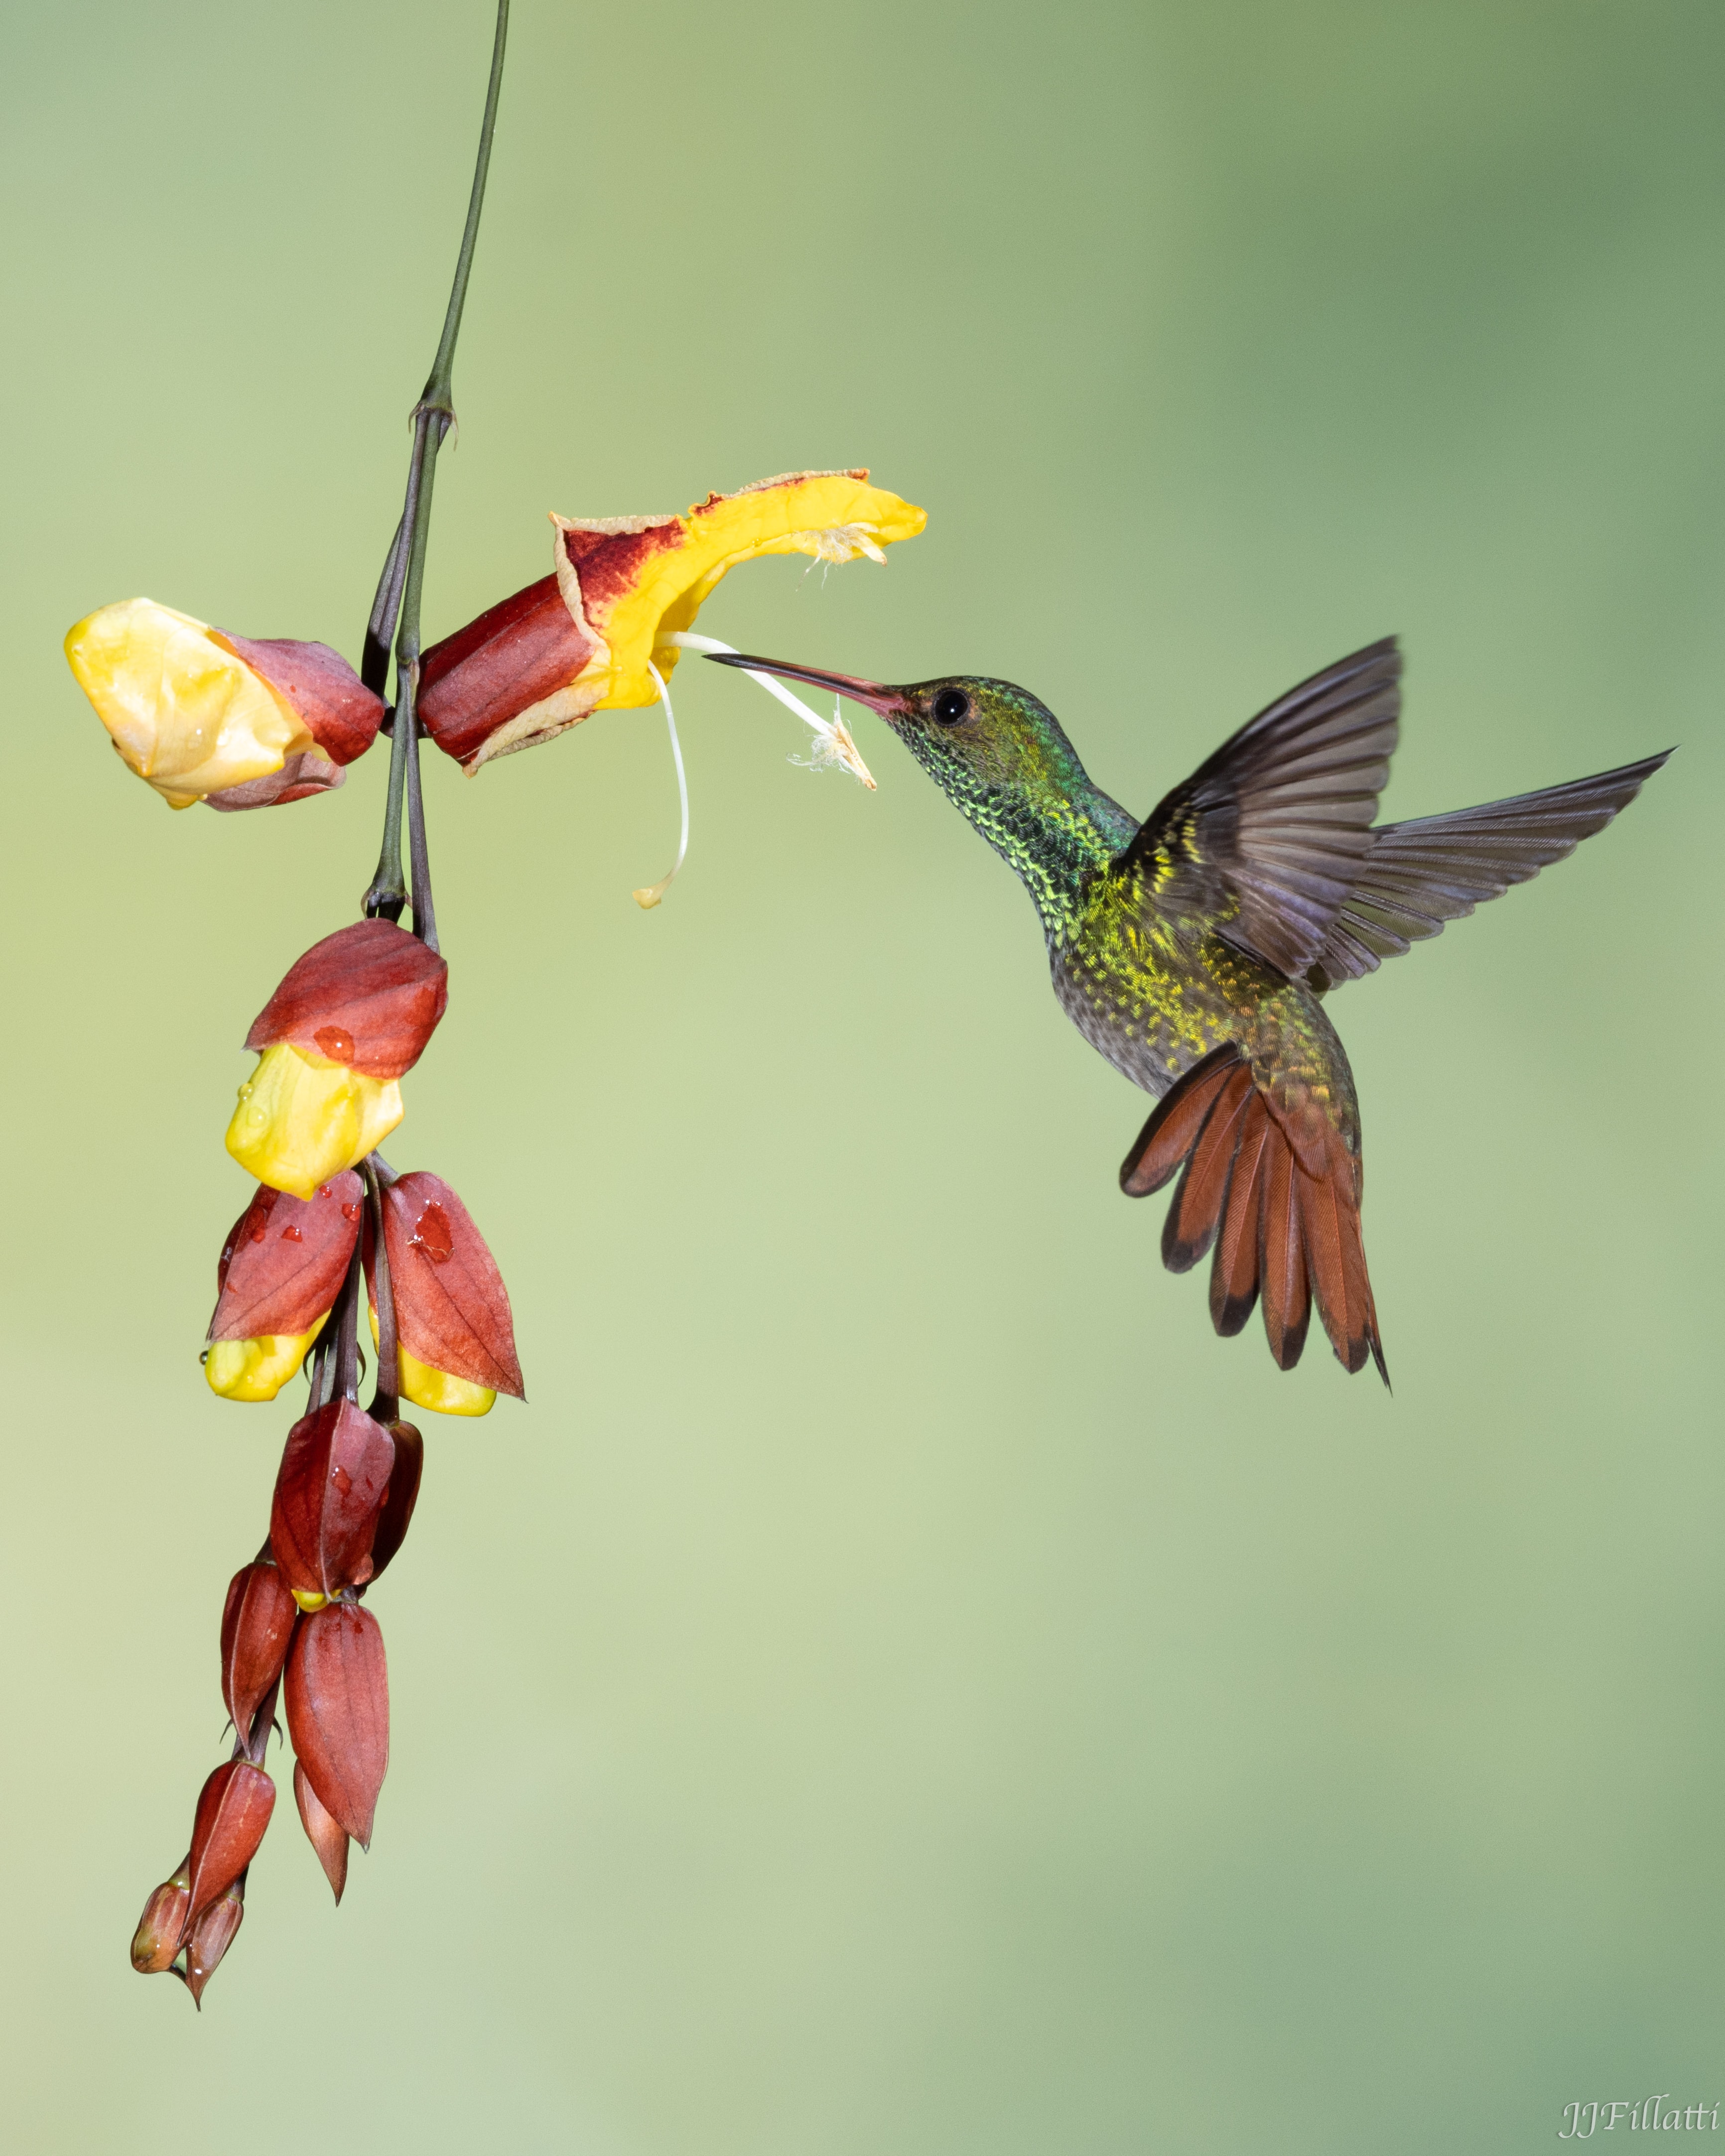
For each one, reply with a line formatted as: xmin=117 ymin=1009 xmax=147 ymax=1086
xmin=409 ymin=1202 xmax=454 ymax=1265
xmin=341 ymin=1202 xmax=362 ymax=1224
xmin=314 ymin=1026 xmax=356 ymax=1063
xmin=330 ymin=1465 xmax=352 ymax=1497
xmin=280 ymin=1225 xmax=303 ymax=1243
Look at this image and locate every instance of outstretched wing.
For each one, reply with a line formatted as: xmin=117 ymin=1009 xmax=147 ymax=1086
xmin=1117 ymin=638 xmax=1402 ymax=979
xmin=1304 ymin=751 xmax=1672 ymax=991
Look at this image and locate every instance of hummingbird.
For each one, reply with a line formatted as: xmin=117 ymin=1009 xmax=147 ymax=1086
xmin=709 ymin=639 xmax=1669 ymax=1384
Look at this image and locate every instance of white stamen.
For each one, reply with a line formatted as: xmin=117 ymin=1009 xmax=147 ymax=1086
xmin=632 ymin=660 xmax=689 ymax=909
xmin=661 ymin=630 xmax=877 ymax=790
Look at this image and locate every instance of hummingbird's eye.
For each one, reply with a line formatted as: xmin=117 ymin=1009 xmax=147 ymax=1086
xmin=931 ymin=687 xmax=971 ymax=725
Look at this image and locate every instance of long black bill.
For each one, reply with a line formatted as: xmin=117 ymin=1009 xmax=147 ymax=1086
xmin=703 ymin=651 xmax=908 ymax=720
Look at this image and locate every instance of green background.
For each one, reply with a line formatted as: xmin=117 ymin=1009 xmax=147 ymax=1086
xmin=2 ymin=2 xmax=1720 ymax=2148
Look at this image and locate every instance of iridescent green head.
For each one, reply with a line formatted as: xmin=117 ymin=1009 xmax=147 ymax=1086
xmin=705 ymin=654 xmax=1132 ymax=932
xmin=711 ymin=650 xmax=1102 ymax=808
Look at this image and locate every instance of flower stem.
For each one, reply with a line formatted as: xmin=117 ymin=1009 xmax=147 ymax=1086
xmin=362 ymin=1156 xmax=400 ymax=1424
xmin=362 ymin=0 xmax=510 ymax=938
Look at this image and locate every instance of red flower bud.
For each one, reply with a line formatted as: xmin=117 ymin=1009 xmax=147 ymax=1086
xmin=368 ymin=1420 xmax=423 ymax=1582
xmin=130 ymin=1857 xmax=191 ymax=1973
xmin=286 ymin=1602 xmax=389 ymax=1848
xmin=219 ymin=1561 xmax=299 ymax=1743
xmin=293 ymin=1758 xmax=349 ymax=1904
xmin=269 ymin=1399 xmax=396 ymax=1603
xmin=244 ymin=919 xmax=447 ymax=1082
xmin=212 ymin=635 xmax=383 ymax=767
xmin=209 ymin=1174 xmax=362 ymax=1341
xmin=185 ymin=1761 xmax=275 ymax=1923
xmin=371 ymin=1172 xmax=523 ymax=1400
xmin=182 ymin=1876 xmax=246 ymax=2006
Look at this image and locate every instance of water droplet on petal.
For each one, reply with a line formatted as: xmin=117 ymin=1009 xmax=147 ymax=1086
xmin=409 ymin=1202 xmax=454 ymax=1265
xmin=314 ymin=1026 xmax=356 ymax=1063
xmin=280 ymin=1225 xmax=303 ymax=1243
xmin=341 ymin=1202 xmax=362 ymax=1224
xmin=330 ymin=1465 xmax=352 ymax=1496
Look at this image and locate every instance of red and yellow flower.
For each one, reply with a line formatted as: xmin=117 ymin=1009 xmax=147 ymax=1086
xmin=64 ymin=599 xmax=382 ymax=808
xmin=418 ymin=469 xmax=925 ymax=771
xmin=226 ymin=922 xmax=446 ymax=1198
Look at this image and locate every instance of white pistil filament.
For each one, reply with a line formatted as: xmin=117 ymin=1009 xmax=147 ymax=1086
xmin=632 ymin=660 xmax=689 ymax=910
xmin=661 ymin=630 xmax=877 ymax=790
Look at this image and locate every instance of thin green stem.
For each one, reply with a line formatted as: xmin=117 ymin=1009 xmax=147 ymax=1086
xmin=361 ymin=0 xmax=509 ymax=932
xmin=420 ymin=0 xmax=510 ymax=420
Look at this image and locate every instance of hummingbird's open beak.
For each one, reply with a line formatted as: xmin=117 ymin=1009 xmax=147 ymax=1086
xmin=703 ymin=651 xmax=908 ymax=720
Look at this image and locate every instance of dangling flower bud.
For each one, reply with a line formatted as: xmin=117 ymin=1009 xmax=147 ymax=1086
xmin=184 ymin=1762 xmax=275 ymax=1925
xmin=286 ymin=1603 xmax=389 ymax=1848
xmin=268 ymin=1399 xmax=396 ymax=1605
xmin=182 ymin=1876 xmax=246 ymax=2005
xmin=293 ymin=1759 xmax=349 ymax=1904
xmin=417 ymin=470 xmax=925 ymax=772
xmin=130 ymin=1857 xmax=191 ymax=1973
xmin=219 ymin=1560 xmax=299 ymax=1741
xmin=204 ymin=1175 xmax=363 ymax=1400
xmin=226 ymin=921 xmax=446 ymax=1198
xmin=368 ymin=1420 xmax=423 ymax=1581
xmin=63 ymin=599 xmax=382 ymax=809
xmin=366 ymin=1171 xmax=522 ymax=1416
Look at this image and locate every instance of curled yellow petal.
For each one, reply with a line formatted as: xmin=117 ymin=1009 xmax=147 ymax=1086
xmin=225 ymin=1042 xmax=403 ymax=1200
xmin=557 ymin=471 xmax=927 ymax=715
xmin=205 ymin=1314 xmax=330 ymax=1402
xmin=64 ymin=598 xmax=312 ymax=807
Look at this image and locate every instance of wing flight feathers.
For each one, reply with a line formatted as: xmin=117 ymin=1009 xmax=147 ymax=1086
xmin=1119 ymin=638 xmax=1402 ymax=979
xmin=1306 ymin=749 xmax=1672 ymax=990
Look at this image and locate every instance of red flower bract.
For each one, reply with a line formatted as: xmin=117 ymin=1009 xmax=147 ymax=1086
xmin=209 ymin=1175 xmax=363 ymax=1343
xmin=219 ymin=1561 xmax=299 ymax=1741
xmin=286 ymin=1603 xmax=390 ymax=1848
xmin=294 ymin=1759 xmax=350 ymax=1904
xmin=213 ymin=634 xmax=383 ymax=767
xmin=185 ymin=1762 xmax=275 ymax=1924
xmin=418 ymin=576 xmax=594 ymax=769
xmin=244 ymin=920 xmax=447 ymax=1082
xmin=269 ymin=1399 xmax=396 ymax=1601
xmin=369 ymin=1420 xmax=424 ymax=1582
xmin=373 ymin=1172 xmax=523 ymax=1397
xmin=182 ymin=1878 xmax=246 ymax=2006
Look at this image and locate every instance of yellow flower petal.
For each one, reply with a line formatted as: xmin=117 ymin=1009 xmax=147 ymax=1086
xmin=398 ymin=1346 xmax=495 ymax=1417
xmin=365 ymin=1303 xmax=495 ymax=1416
xmin=205 ymin=1314 xmax=330 ymax=1402
xmin=225 ymin=1042 xmax=403 ymax=1200
xmin=556 ymin=471 xmax=927 ymax=714
xmin=64 ymin=598 xmax=313 ymax=807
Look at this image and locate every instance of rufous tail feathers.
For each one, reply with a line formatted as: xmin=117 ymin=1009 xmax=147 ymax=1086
xmin=1120 ymin=1043 xmax=1389 ymax=1386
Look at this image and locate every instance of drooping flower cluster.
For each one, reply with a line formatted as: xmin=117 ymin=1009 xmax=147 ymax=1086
xmin=86 ymin=463 xmax=923 ymax=2001
xmin=127 ymin=923 xmax=521 ymax=2003
xmin=72 ymin=9 xmax=926 ymax=2010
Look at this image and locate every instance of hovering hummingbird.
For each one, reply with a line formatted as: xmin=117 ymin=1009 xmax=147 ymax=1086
xmin=710 ymin=640 xmax=1668 ymax=1384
